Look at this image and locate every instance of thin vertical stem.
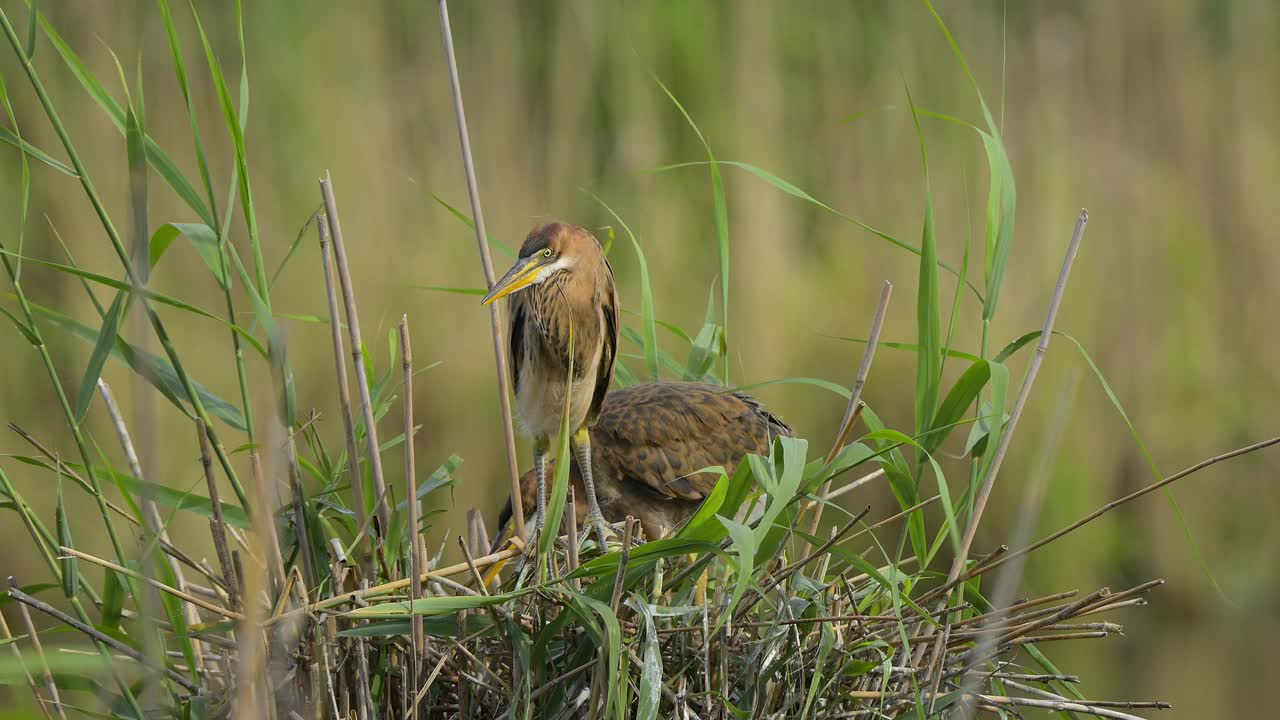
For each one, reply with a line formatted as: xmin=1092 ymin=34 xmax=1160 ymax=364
xmin=0 ymin=609 xmax=52 ymax=720
xmin=436 ymin=0 xmax=525 ymax=537
xmin=249 ymin=449 xmax=287 ymax=592
xmin=944 ymin=210 xmax=1088 ymax=584
xmin=10 ymin=586 xmax=66 ymax=720
xmin=198 ymin=419 xmax=240 ymax=612
xmin=317 ymin=214 xmax=371 ymax=575
xmin=400 ymin=315 xmax=423 ymax=718
xmin=802 ymin=280 xmax=893 ymax=552
xmin=320 ymin=174 xmax=391 ymax=533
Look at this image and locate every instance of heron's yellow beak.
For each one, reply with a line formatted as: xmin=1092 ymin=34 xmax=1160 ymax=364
xmin=481 ymin=255 xmax=543 ymax=306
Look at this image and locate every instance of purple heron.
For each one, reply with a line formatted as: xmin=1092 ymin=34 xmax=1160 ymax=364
xmin=481 ymin=223 xmax=620 ymax=546
xmin=494 ymin=382 xmax=793 ymax=547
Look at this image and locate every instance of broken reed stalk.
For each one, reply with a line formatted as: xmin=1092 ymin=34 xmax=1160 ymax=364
xmin=802 ymin=279 xmax=892 ymax=554
xmin=942 ymin=209 xmax=1088 ymax=589
xmin=400 ymin=315 xmax=424 ymax=713
xmin=436 ymin=0 xmax=526 ymax=538
xmin=952 ymin=373 xmax=1080 ymax=716
xmin=320 ymin=173 xmax=391 ymax=533
xmin=316 ymin=214 xmax=372 ymax=575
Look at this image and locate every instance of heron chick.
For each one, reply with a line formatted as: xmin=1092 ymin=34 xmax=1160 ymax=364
xmin=482 ymin=222 xmax=619 ymax=547
xmin=494 ymin=382 xmax=793 ymax=548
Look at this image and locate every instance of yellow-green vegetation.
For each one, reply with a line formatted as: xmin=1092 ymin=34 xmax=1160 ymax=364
xmin=1 ymin=2 xmax=1277 ymax=718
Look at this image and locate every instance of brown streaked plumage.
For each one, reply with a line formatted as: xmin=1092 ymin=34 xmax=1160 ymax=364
xmin=481 ymin=222 xmax=619 ymax=545
xmin=495 ymin=382 xmax=793 ymax=547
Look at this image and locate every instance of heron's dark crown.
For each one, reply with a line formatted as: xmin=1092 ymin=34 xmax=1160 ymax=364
xmin=520 ymin=222 xmax=600 ymax=258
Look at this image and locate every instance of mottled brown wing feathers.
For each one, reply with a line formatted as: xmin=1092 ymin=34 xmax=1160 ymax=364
xmin=591 ymin=383 xmax=788 ymax=502
xmin=508 ymin=299 xmax=528 ymax=394
xmin=587 ymin=255 xmax=619 ymax=425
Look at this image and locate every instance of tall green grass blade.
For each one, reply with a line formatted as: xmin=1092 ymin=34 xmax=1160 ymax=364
xmin=429 ymin=192 xmax=517 ymax=258
xmin=717 ymin=516 xmax=756 ymax=625
xmin=23 ymin=0 xmax=35 ymax=58
xmin=860 ymin=406 xmax=924 ymax=558
xmin=55 ymin=471 xmax=77 ymax=597
xmin=927 ymin=359 xmax=1000 ymax=454
xmin=74 ymin=290 xmax=125 ymax=424
xmin=826 ymin=335 xmax=981 ymax=362
xmin=942 ymin=179 xmax=973 ymax=376
xmin=865 ymin=428 xmax=959 ymax=556
xmin=979 ymin=131 xmax=1016 ymax=321
xmin=974 ymin=361 xmax=1009 ymax=484
xmin=190 ymin=3 xmax=268 ymax=302
xmin=589 ymin=192 xmax=659 ymax=381
xmin=22 ymin=298 xmax=249 ymax=430
xmin=0 ymin=71 xmax=31 ymax=281
xmin=0 ymin=250 xmax=228 ymax=324
xmin=157 ymin=0 xmax=220 ymax=227
xmin=922 ymin=0 xmax=1017 ymax=322
xmin=413 ymin=284 xmax=485 ymax=296
xmin=0 ymin=305 xmax=39 ymax=345
xmin=575 ymin=593 xmax=625 ymax=720
xmin=149 ymin=222 xmax=229 ymax=288
xmin=101 ymin=569 xmax=125 ymax=631
xmin=650 ymin=74 xmax=731 ymax=381
xmin=906 ymin=84 xmax=941 ymax=440
xmin=651 ymin=160 xmax=983 ymax=301
xmin=34 ymin=9 xmax=212 ymax=225
xmin=628 ymin=596 xmax=663 ymax=720
xmin=730 ymin=376 xmax=850 ymax=399
xmin=1059 ymin=333 xmax=1228 ymax=599
xmin=0 ymin=127 xmax=75 ymax=175
xmin=7 ymin=456 xmax=251 ymax=527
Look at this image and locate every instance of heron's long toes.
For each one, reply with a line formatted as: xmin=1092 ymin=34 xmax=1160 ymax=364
xmin=584 ymin=512 xmax=616 ymax=550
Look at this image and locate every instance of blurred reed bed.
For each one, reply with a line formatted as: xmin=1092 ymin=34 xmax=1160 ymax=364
xmin=0 ymin=1 xmax=1278 ymax=718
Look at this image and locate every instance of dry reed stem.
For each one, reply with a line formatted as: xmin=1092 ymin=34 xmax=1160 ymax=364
xmin=248 ymin=449 xmax=287 ymax=594
xmin=436 ymin=0 xmax=525 ymax=537
xmin=270 ymin=544 xmax=523 ymax=623
xmin=399 ymin=315 xmax=423 ymax=716
xmin=948 ymin=373 xmax=1080 ymax=715
xmin=316 ymin=214 xmax=371 ymax=575
xmin=319 ymin=173 xmax=391 ymax=533
xmin=58 ymin=546 xmax=244 ymax=621
xmin=9 ymin=582 xmax=66 ymax=720
xmin=804 ymin=279 xmax=892 ymax=552
xmin=197 ymin=419 xmax=241 ymax=612
xmin=98 ymin=380 xmax=208 ymax=679
xmin=943 ymin=210 xmax=1089 ymax=586
xmin=823 ymin=467 xmax=887 ymax=502
xmin=920 ymin=433 xmax=1280 ymax=608
xmin=8 ymin=578 xmax=200 ymax=694
xmin=0 ymin=610 xmax=50 ymax=720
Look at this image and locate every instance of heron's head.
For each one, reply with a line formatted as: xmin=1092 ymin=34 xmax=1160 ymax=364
xmin=480 ymin=223 xmax=599 ymax=305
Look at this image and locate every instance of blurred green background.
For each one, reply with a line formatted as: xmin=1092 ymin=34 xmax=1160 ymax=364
xmin=2 ymin=1 xmax=1277 ymax=715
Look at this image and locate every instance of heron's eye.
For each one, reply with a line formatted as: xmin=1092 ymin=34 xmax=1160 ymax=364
xmin=542 ymin=248 xmax=553 ymax=259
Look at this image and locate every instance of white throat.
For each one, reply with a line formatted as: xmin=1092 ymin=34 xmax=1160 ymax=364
xmin=532 ymin=256 xmax=576 ymax=284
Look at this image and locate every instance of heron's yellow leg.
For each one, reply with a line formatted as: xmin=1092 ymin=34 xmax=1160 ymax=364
xmin=572 ymin=426 xmax=613 ymax=547
xmin=692 ymin=554 xmax=708 ymax=606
